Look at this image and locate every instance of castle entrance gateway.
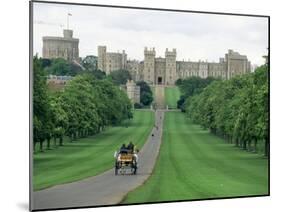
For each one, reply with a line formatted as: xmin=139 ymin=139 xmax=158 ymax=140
xmin=157 ymin=77 xmax=162 ymax=85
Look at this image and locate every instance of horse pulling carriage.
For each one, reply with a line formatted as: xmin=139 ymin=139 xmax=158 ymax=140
xmin=115 ymin=152 xmax=137 ymax=175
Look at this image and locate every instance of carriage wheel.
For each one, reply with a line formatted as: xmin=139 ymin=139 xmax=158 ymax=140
xmin=115 ymin=162 xmax=119 ymax=175
xmin=133 ymin=162 xmax=137 ymax=175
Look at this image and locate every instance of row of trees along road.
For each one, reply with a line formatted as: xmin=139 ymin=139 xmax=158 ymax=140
xmin=33 ymin=56 xmax=133 ymax=152
xmin=182 ymin=64 xmax=269 ymax=156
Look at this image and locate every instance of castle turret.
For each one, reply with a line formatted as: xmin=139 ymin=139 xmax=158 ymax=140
xmin=165 ymin=48 xmax=177 ymax=85
xmin=63 ymin=29 xmax=73 ymax=38
xmin=122 ymin=50 xmax=127 ymax=69
xmin=97 ymin=46 xmax=107 ymax=72
xmin=126 ymin=80 xmax=140 ymax=104
xmin=42 ymin=29 xmax=79 ymax=61
xmin=143 ymin=47 xmax=156 ymax=85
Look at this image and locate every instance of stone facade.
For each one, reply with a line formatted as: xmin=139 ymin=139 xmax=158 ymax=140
xmin=125 ymin=80 xmax=140 ymax=104
xmin=43 ymin=29 xmax=79 ymax=61
xmin=126 ymin=60 xmax=141 ymax=82
xmin=97 ymin=46 xmax=251 ymax=85
xmin=97 ymin=46 xmax=127 ymax=75
xmin=225 ymin=50 xmax=251 ymax=79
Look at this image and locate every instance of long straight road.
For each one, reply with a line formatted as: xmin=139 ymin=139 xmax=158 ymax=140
xmin=33 ymin=110 xmax=164 ymax=210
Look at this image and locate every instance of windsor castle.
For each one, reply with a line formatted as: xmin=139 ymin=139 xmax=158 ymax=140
xmin=43 ymin=29 xmax=251 ymax=85
xmin=97 ymin=46 xmax=251 ymax=85
xmin=42 ymin=29 xmax=251 ymax=86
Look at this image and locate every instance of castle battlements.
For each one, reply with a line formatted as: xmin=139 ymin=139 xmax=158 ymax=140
xmin=97 ymin=45 xmax=251 ymax=86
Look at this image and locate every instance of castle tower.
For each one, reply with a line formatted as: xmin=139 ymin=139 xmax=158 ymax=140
xmin=165 ymin=48 xmax=177 ymax=85
xmin=121 ymin=50 xmax=127 ymax=69
xmin=97 ymin=46 xmax=107 ymax=72
xmin=126 ymin=80 xmax=140 ymax=104
xmin=144 ymin=47 xmax=156 ymax=85
xmin=42 ymin=29 xmax=79 ymax=61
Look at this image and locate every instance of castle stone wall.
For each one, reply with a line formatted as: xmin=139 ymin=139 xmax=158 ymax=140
xmin=42 ymin=29 xmax=79 ymax=61
xmin=97 ymin=45 xmax=251 ymax=85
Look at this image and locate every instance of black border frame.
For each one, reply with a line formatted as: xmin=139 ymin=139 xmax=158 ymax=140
xmin=29 ymin=1 xmax=270 ymax=211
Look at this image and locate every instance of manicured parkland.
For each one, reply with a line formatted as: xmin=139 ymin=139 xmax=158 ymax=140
xmin=123 ymin=111 xmax=268 ymax=203
xmin=165 ymin=87 xmax=181 ymax=109
xmin=33 ymin=110 xmax=154 ymax=191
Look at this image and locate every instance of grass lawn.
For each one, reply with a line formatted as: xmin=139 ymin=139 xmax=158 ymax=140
xmin=165 ymin=87 xmax=181 ymax=109
xmin=33 ymin=110 xmax=154 ymax=191
xmin=123 ymin=111 xmax=268 ymax=203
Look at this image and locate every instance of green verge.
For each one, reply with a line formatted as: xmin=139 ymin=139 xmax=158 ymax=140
xmin=123 ymin=111 xmax=268 ymax=203
xmin=165 ymin=87 xmax=180 ymax=109
xmin=33 ymin=110 xmax=154 ymax=191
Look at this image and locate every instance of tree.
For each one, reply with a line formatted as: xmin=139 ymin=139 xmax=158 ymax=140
xmin=136 ymin=81 xmax=153 ymax=106
xmin=178 ymin=76 xmax=216 ymax=111
xmin=44 ymin=58 xmax=83 ymax=76
xmin=33 ymin=56 xmax=51 ymax=151
xmin=184 ymin=63 xmax=268 ymax=156
xmin=82 ymin=55 xmax=98 ymax=71
xmin=33 ymin=56 xmax=134 ymax=154
xmin=108 ymin=69 xmax=132 ymax=85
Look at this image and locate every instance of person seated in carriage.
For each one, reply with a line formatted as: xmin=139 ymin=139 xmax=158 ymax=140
xmin=127 ymin=141 xmax=135 ymax=153
xmin=119 ymin=143 xmax=128 ymax=154
xmin=114 ymin=142 xmax=138 ymax=164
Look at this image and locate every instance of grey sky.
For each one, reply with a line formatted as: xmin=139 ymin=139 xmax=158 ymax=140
xmin=33 ymin=2 xmax=268 ymax=65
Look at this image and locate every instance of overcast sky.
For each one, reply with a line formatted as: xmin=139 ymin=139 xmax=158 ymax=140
xmin=33 ymin=2 xmax=268 ymax=66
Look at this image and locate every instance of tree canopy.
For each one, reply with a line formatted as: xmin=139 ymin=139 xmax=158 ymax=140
xmin=33 ymin=57 xmax=133 ymax=152
xmin=185 ymin=65 xmax=269 ymax=156
xmin=44 ymin=58 xmax=83 ymax=76
xmin=108 ymin=69 xmax=132 ymax=85
xmin=136 ymin=81 xmax=153 ymax=106
xmin=177 ymin=76 xmax=216 ymax=111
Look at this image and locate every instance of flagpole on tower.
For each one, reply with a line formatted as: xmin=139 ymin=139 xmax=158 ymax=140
xmin=67 ymin=13 xmax=72 ymax=30
xmin=67 ymin=13 xmax=69 ymax=29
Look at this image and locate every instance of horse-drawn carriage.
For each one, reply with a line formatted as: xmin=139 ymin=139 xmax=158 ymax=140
xmin=114 ymin=152 xmax=137 ymax=175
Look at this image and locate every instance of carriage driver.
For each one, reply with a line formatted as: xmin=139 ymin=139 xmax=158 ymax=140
xmin=127 ymin=141 xmax=134 ymax=153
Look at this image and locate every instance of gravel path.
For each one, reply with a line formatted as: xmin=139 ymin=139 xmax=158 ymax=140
xmin=33 ymin=110 xmax=164 ymax=210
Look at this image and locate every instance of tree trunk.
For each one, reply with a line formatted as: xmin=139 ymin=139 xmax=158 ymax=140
xmin=54 ymin=137 xmax=57 ymax=147
xmin=47 ymin=138 xmax=51 ymax=150
xmin=39 ymin=140 xmax=43 ymax=152
xmin=247 ymin=140 xmax=251 ymax=151
xmin=243 ymin=140 xmax=247 ymax=150
xmin=235 ymin=139 xmax=238 ymax=147
xmin=59 ymin=137 xmax=63 ymax=146
xmin=254 ymin=138 xmax=257 ymax=153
